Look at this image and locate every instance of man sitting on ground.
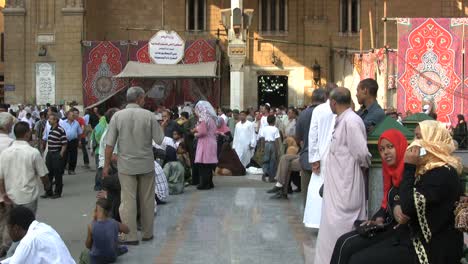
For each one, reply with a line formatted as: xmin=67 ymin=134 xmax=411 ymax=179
xmin=2 ymin=206 xmax=75 ymax=263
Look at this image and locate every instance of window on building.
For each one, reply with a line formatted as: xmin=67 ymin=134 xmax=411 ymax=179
xmin=186 ymin=0 xmax=206 ymax=32
xmin=340 ymin=0 xmax=360 ymax=34
xmin=259 ymin=0 xmax=288 ymax=34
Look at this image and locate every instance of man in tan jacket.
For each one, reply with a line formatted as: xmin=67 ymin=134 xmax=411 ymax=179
xmin=104 ymin=86 xmax=164 ymax=245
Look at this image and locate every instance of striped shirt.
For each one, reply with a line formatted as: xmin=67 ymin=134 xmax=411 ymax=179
xmin=47 ymin=126 xmax=67 ymax=153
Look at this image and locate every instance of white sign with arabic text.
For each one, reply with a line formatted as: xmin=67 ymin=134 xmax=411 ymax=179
xmin=35 ymin=63 xmax=56 ymax=105
xmin=148 ymin=31 xmax=185 ymax=64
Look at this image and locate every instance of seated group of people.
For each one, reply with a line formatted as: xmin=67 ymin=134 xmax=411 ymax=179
xmin=329 ymin=121 xmax=464 ymax=264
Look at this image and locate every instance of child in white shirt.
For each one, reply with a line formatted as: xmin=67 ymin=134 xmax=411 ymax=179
xmin=258 ymin=115 xmax=281 ymax=182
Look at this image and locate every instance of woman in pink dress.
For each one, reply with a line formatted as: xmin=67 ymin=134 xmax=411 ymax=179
xmin=193 ymin=101 xmax=219 ymax=190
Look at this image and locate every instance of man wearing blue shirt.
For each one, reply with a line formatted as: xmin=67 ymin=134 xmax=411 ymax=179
xmin=356 ymin=78 xmax=386 ymax=134
xmin=62 ymin=109 xmax=82 ymax=175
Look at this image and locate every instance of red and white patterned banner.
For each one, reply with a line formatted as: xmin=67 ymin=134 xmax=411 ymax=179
xmin=353 ymin=53 xmax=376 ymax=80
xmin=397 ymin=18 xmax=464 ymax=125
xmin=82 ymin=39 xmax=219 ymax=108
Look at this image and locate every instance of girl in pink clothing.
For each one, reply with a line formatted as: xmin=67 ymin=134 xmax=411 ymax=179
xmin=193 ymin=101 xmax=218 ymax=190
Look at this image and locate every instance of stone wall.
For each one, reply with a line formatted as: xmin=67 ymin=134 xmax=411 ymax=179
xmin=3 ymin=0 xmax=468 ymax=106
xmin=4 ymin=0 xmax=84 ymax=104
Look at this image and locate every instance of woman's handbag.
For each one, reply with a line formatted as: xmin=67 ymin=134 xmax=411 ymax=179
xmin=354 ymin=220 xmax=387 ymax=238
xmin=455 ymin=201 xmax=468 ymax=232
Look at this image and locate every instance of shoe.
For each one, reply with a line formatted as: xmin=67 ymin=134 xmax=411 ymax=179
xmin=50 ymin=194 xmax=61 ymax=199
xmin=294 ymin=188 xmax=301 ymax=193
xmin=40 ymin=193 xmax=51 ymax=199
xmin=142 ymin=235 xmax=154 ymax=241
xmin=118 ymin=240 xmax=139 ymax=246
xmin=262 ymin=174 xmax=268 ymax=182
xmin=82 ymin=164 xmax=90 ymax=169
xmin=268 ymin=178 xmax=277 ymax=183
xmin=68 ymin=171 xmax=76 ymax=175
xmin=266 ymin=186 xmax=282 ymax=194
xmin=270 ymin=192 xmax=288 ymax=200
xmin=117 ymin=245 xmax=128 ymax=256
xmin=155 ymin=196 xmax=166 ymax=205
xmin=288 ymin=186 xmax=293 ymax=194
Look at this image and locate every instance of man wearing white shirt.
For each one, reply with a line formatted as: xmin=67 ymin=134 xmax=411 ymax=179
xmin=0 ymin=113 xmax=14 ymax=153
xmin=2 ymin=206 xmax=75 ymax=264
xmin=217 ymin=107 xmax=228 ymax=124
xmin=20 ymin=113 xmax=34 ymax=129
xmin=259 ymin=104 xmax=270 ymax=131
xmin=232 ymin=111 xmax=257 ymax=168
xmin=42 ymin=107 xmax=67 ymax=143
xmin=303 ymin=85 xmax=336 ymax=229
xmin=59 ymin=105 xmax=66 ymax=119
xmin=0 ymin=122 xmax=49 ymax=213
xmin=0 ymin=113 xmax=14 ymax=257
xmin=17 ymin=105 xmax=26 ymax=120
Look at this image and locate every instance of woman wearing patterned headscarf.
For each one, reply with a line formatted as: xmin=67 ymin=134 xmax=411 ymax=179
xmin=343 ymin=121 xmax=463 ymax=264
xmin=193 ymin=101 xmax=218 ymax=190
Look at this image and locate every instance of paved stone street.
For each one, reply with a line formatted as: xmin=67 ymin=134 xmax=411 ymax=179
xmin=35 ymin=154 xmax=317 ymax=264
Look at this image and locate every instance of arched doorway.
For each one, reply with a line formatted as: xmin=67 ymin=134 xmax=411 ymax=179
xmin=257 ymin=75 xmax=288 ymax=107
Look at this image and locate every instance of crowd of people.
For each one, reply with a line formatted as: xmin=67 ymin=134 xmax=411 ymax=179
xmin=0 ymin=76 xmax=466 ymax=263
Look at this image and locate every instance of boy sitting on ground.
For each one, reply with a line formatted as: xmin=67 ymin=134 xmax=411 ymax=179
xmin=176 ymin=142 xmax=192 ymax=185
xmin=84 ymin=198 xmax=129 ymax=264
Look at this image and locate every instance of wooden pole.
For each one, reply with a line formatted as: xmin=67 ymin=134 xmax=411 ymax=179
xmin=383 ymin=49 xmax=389 ymax=109
xmin=360 ymin=29 xmax=363 ymax=54
xmin=162 ymin=0 xmax=165 ymax=29
xmin=383 ymin=1 xmax=388 ymax=108
xmin=383 ymin=0 xmax=387 ymax=46
xmin=369 ymin=10 xmax=374 ymax=49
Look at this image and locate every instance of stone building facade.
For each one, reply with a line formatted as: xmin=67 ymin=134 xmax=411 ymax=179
xmin=3 ymin=0 xmax=468 ymax=107
xmin=0 ymin=1 xmax=5 ymax=103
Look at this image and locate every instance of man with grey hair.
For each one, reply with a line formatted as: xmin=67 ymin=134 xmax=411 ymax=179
xmin=0 ymin=112 xmax=14 ymax=256
xmin=313 ymin=87 xmax=370 ymax=264
xmin=0 ymin=113 xmax=14 ymax=153
xmin=104 ymin=86 xmax=164 ymax=245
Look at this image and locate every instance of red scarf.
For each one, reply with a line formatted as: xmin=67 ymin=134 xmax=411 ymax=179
xmin=378 ymin=129 xmax=408 ymax=210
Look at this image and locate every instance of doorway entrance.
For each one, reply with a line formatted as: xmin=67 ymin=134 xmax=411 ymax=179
xmin=257 ymin=75 xmax=288 ymax=107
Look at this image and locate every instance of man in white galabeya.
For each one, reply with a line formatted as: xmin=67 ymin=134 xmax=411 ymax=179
xmin=303 ymin=84 xmax=336 ymax=229
xmin=314 ymin=87 xmax=370 ymax=264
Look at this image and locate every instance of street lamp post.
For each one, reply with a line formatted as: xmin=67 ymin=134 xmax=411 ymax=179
xmin=221 ymin=0 xmax=253 ymax=110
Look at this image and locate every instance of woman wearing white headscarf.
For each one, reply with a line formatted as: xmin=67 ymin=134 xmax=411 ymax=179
xmin=193 ymin=101 xmax=218 ymax=190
